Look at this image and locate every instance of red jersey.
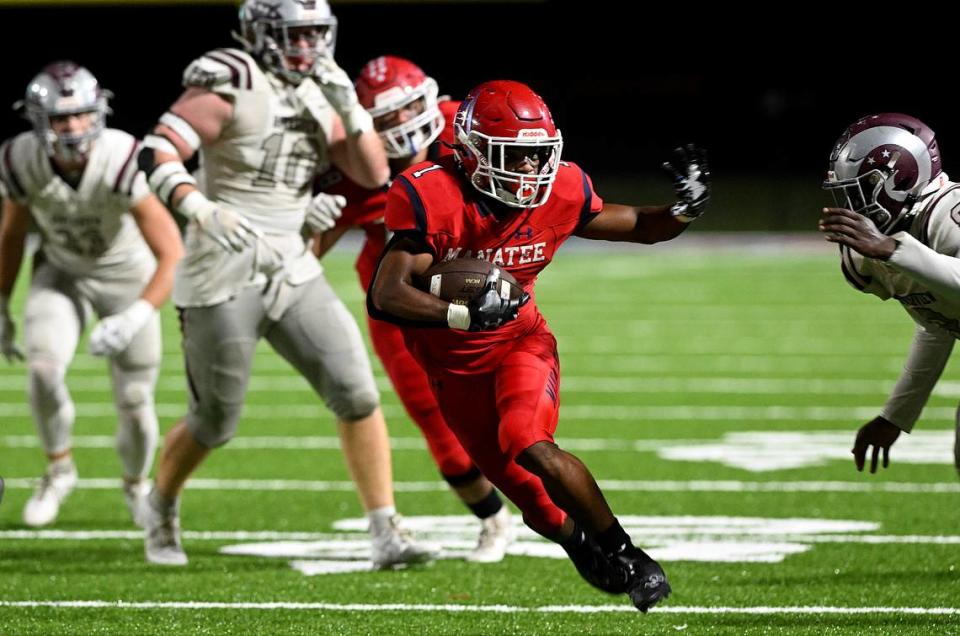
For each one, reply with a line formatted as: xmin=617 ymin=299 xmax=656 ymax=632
xmin=317 ymin=99 xmax=460 ymax=290
xmin=382 ymin=154 xmax=603 ymax=375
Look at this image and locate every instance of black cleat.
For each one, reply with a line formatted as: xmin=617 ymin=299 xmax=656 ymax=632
xmin=563 ymin=529 xmax=630 ymax=594
xmin=625 ymin=559 xmax=671 ymax=613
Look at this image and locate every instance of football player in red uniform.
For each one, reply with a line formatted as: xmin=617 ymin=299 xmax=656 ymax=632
xmin=312 ymin=57 xmax=513 ymax=562
xmin=369 ymin=80 xmax=711 ymax=612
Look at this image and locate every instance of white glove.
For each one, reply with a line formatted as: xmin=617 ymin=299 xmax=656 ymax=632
xmin=180 ymin=191 xmax=261 ymax=253
xmin=313 ymin=56 xmax=373 ymax=135
xmin=0 ymin=295 xmax=24 ymax=363
xmin=89 ymin=299 xmax=155 ymax=358
xmin=305 ymin=193 xmax=346 ymax=233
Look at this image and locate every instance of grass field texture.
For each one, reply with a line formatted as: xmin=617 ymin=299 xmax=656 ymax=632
xmin=1 ymin=237 xmax=959 ymax=634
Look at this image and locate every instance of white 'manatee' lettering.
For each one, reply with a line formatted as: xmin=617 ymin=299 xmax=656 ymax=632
xmin=443 ymin=241 xmax=548 ymax=266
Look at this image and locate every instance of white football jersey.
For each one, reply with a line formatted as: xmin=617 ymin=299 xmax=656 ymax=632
xmin=839 ymin=175 xmax=960 ymax=431
xmin=185 ymin=48 xmax=336 ymax=231
xmin=840 ymin=175 xmax=960 ymax=336
xmin=0 ymin=128 xmax=153 ymax=279
xmin=173 ymin=48 xmax=333 ymax=307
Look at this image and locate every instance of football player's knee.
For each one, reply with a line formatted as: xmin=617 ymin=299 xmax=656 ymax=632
xmin=516 ymin=440 xmax=564 ymax=477
xmin=433 ymin=440 xmax=475 ymax=477
xmin=115 ymin=380 xmax=157 ymax=429
xmin=187 ymin=404 xmax=242 ymax=449
xmin=330 ymin=384 xmax=380 ymax=423
xmin=28 ymin=358 xmax=66 ymax=400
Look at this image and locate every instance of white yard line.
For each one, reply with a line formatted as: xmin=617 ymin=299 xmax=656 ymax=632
xmin=0 ymin=403 xmax=953 ymax=421
xmin=2 ymin=478 xmax=957 ymax=494
xmin=0 ymin=600 xmax=956 ymax=615
xmin=0 ymin=375 xmax=929 ymax=396
xmin=0 ymin=435 xmax=705 ymax=452
xmin=3 ymin=529 xmax=960 ymax=545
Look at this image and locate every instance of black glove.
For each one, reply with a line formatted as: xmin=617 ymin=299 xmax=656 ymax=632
xmin=852 ymin=415 xmax=902 ymax=473
xmin=468 ymin=268 xmax=530 ymax=331
xmin=663 ymin=144 xmax=711 ymax=220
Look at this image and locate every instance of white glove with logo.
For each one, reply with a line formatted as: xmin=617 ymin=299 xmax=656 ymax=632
xmin=313 ymin=56 xmax=373 ymax=135
xmin=305 ymin=193 xmax=346 ymax=233
xmin=180 ymin=191 xmax=261 ymax=253
xmin=89 ymin=299 xmax=154 ymax=358
xmin=0 ymin=294 xmax=23 ymax=363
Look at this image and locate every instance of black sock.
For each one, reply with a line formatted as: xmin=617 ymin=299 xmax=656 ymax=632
xmin=594 ymin=519 xmax=630 ymax=554
xmin=559 ymin=522 xmax=588 ymax=555
xmin=467 ymin=488 xmax=503 ymax=519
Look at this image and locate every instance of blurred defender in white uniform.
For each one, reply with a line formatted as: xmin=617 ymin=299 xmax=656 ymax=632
xmin=820 ymin=113 xmax=960 ymax=475
xmin=0 ymin=62 xmax=183 ymax=527
xmin=138 ymin=0 xmax=435 ymax=568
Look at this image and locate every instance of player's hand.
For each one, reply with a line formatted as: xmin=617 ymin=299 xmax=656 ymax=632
xmin=0 ymin=302 xmax=24 ymax=363
xmin=313 ymin=56 xmax=372 ymax=135
xmin=88 ymin=300 xmax=154 ymax=358
xmin=852 ymin=416 xmax=902 ymax=473
xmin=195 ymin=203 xmax=261 ymax=253
xmin=305 ymin=193 xmax=346 ymax=233
xmin=819 ymin=207 xmax=898 ymax=260
xmin=467 ymin=268 xmax=530 ymax=331
xmin=663 ymin=144 xmax=711 ymax=220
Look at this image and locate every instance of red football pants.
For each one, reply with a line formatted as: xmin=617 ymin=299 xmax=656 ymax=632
xmin=366 ymin=314 xmax=475 ymax=477
xmin=429 ymin=327 xmax=567 ymax=536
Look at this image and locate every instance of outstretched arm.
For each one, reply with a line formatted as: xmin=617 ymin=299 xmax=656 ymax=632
xmin=575 ymin=144 xmax=711 ymax=243
xmin=576 ymin=202 xmax=686 ymax=244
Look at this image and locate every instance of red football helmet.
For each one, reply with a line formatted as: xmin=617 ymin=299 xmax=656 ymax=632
xmin=823 ymin=113 xmax=943 ymax=233
xmin=355 ymin=56 xmax=443 ymax=159
xmin=453 ymin=80 xmax=563 ymax=208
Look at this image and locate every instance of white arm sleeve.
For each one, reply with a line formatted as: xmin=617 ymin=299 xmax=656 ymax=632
xmin=880 ymin=324 xmax=955 ymax=432
xmin=887 ymin=232 xmax=960 ymax=300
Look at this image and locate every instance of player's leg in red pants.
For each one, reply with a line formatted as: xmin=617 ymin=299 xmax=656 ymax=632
xmin=366 ymin=314 xmax=475 ymax=479
xmin=430 ymin=331 xmax=567 ymax=538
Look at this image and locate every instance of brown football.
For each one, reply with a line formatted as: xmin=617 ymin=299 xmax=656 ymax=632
xmin=417 ymin=257 xmax=525 ymax=305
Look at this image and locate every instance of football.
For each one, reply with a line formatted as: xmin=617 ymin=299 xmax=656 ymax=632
xmin=417 ymin=257 xmax=525 ymax=305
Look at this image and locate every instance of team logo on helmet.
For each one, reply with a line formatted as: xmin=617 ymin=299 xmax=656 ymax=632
xmin=823 ymin=113 xmax=942 ymax=234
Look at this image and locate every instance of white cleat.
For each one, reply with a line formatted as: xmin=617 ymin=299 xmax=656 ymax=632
xmin=370 ymin=514 xmax=438 ymax=570
xmin=22 ymin=460 xmax=78 ymax=527
xmin=143 ymin=496 xmax=188 ymax=566
xmin=466 ymin=505 xmax=514 ymax=563
xmin=123 ymin=480 xmax=151 ymax=528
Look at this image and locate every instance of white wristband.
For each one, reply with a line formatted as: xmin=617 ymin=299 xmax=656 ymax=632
xmin=178 ymin=190 xmax=216 ymax=220
xmin=342 ymin=105 xmax=374 ymax=136
xmin=446 ymin=303 xmax=470 ymax=330
xmin=124 ymin=299 xmax=155 ymax=331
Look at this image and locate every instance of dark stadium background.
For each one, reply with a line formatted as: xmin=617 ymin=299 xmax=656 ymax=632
xmin=0 ymin=2 xmax=950 ymax=231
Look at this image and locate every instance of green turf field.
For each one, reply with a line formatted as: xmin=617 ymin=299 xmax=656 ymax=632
xmin=2 ymin=237 xmax=959 ymax=635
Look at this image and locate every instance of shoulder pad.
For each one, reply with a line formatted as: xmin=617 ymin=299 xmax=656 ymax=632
xmin=183 ymin=48 xmax=257 ymax=93
xmin=0 ymin=133 xmax=35 ymax=202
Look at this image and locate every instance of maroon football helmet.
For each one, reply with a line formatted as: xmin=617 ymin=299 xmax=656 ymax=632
xmin=453 ymin=80 xmax=563 ymax=208
xmin=823 ymin=113 xmax=942 ymax=233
